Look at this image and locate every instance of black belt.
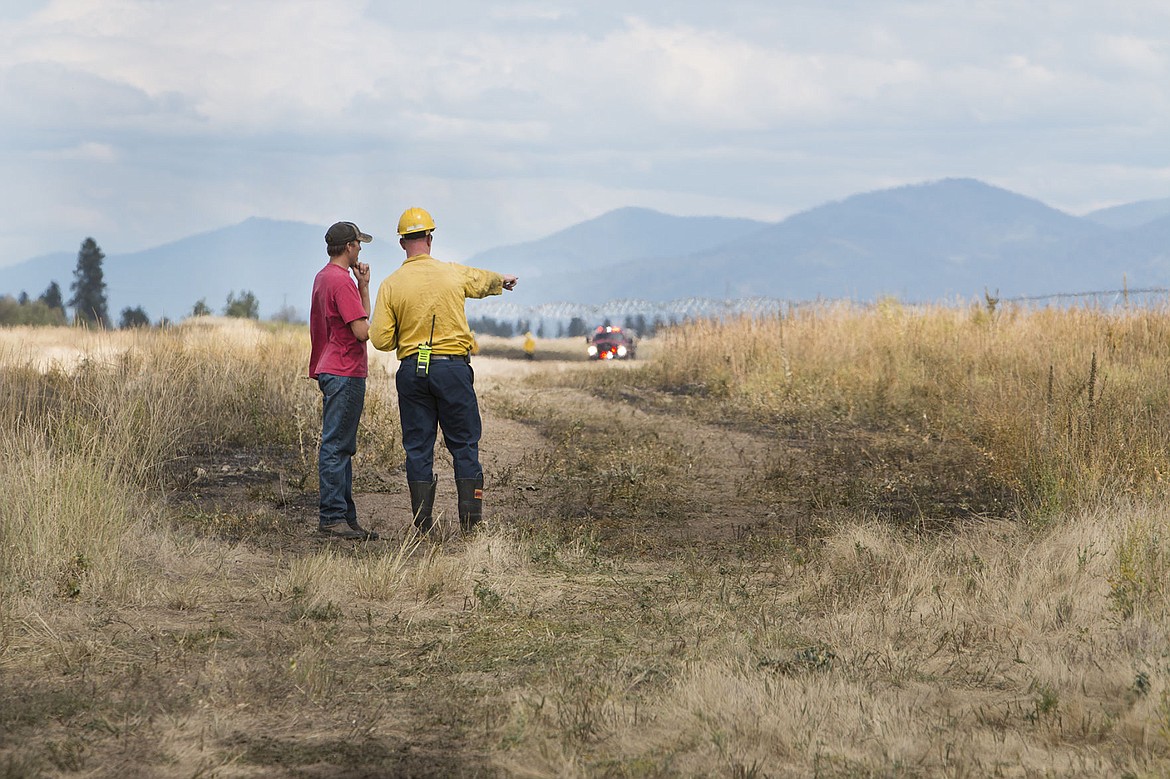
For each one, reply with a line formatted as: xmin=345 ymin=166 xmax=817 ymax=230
xmin=404 ymin=353 xmax=470 ymax=363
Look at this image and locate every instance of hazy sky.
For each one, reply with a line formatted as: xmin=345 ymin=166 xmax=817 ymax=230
xmin=2 ymin=0 xmax=1168 ymax=267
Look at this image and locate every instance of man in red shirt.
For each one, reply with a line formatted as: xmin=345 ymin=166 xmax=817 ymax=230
xmin=309 ymin=221 xmax=377 ymax=540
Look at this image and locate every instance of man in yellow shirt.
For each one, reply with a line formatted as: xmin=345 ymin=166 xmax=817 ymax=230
xmin=369 ymin=207 xmax=518 ymax=535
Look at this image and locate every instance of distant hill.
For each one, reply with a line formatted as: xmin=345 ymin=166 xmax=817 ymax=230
xmin=104 ymin=218 xmax=329 ymax=321
xmin=0 ymin=218 xmax=388 ymax=323
xmin=1084 ymin=197 xmax=1170 ymax=230
xmin=464 ymin=207 xmax=769 ymax=303
xmin=465 ymin=178 xmax=1170 ymax=321
xmin=0 ymin=251 xmax=77 ymax=305
xmin=465 ymin=205 xmax=767 ymax=272
xmin=665 ymin=178 xmax=1113 ymax=301
xmin=1065 ymin=214 xmax=1170 ymax=287
xmin=501 ymin=179 xmax=1127 ymax=304
xmin=4 ymin=179 xmax=1170 ymax=324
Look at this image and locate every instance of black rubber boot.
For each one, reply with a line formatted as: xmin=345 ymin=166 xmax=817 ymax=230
xmin=409 ymin=477 xmax=438 ymax=535
xmin=456 ymin=475 xmax=484 ymax=532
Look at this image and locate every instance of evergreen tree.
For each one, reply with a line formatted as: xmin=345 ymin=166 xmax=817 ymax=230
xmin=119 ymin=306 xmax=151 ymax=329
xmin=223 ymin=290 xmax=260 ymax=319
xmin=39 ymin=281 xmax=64 ymax=313
xmin=191 ymin=298 xmax=212 ymax=317
xmin=468 ymin=315 xmax=519 ymax=337
xmin=624 ymin=314 xmax=648 ymax=336
xmin=567 ymin=317 xmax=587 ymax=338
xmin=69 ymin=238 xmax=108 ymax=327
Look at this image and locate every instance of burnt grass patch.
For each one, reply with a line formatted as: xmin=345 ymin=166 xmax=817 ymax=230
xmin=226 ymin=733 xmax=495 ymax=778
xmin=159 ymin=444 xmax=315 ymax=545
xmin=157 ymin=440 xmax=392 ymax=537
xmin=545 ymin=379 xmax=1019 ymax=538
xmin=758 ymin=420 xmax=1018 ymax=531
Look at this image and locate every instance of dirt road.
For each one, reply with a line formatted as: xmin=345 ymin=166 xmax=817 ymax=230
xmin=346 ymin=353 xmax=787 ymax=556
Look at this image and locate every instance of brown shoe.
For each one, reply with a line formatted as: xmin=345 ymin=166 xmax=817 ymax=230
xmin=346 ymin=520 xmax=380 ymax=541
xmin=318 ymin=522 xmax=365 ymax=540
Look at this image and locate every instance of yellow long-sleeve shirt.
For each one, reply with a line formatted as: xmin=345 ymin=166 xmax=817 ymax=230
xmin=369 ymin=253 xmax=504 ymax=359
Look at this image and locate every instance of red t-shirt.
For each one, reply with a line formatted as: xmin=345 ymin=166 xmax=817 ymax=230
xmin=308 ymin=263 xmax=368 ymax=379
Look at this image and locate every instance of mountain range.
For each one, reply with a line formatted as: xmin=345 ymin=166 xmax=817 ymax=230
xmin=3 ymin=178 xmax=1170 ymax=325
xmin=481 ymin=179 xmax=1170 ymax=310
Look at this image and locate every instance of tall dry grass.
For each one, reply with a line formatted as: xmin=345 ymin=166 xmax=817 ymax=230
xmin=0 ymin=321 xmax=361 ymax=619
xmin=6 ymin=312 xmax=1170 ymax=776
xmin=497 ymin=501 xmax=1170 ymax=777
xmin=644 ymin=301 xmax=1170 ymax=515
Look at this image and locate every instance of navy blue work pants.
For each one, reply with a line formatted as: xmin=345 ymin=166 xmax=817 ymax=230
xmin=395 ymin=357 xmax=482 ymax=483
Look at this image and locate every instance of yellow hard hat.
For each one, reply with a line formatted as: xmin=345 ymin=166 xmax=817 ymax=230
xmin=397 ymin=207 xmax=436 ymax=236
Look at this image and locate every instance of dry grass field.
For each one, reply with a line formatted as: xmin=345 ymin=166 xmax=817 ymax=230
xmin=2 ymin=305 xmax=1170 ymax=778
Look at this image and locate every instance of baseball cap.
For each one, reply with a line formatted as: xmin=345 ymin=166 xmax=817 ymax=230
xmin=325 ymin=221 xmax=373 ymax=245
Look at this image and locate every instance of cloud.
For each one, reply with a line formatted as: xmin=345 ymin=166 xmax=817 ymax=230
xmin=0 ymin=62 xmax=197 ymax=138
xmin=5 ymin=3 xmax=1163 ymax=142
xmin=35 ymin=141 xmax=118 ymax=161
xmin=1 ymin=0 xmax=1169 ymax=267
xmin=488 ymin=4 xmax=569 ymax=23
xmin=1095 ymin=34 xmax=1167 ymax=74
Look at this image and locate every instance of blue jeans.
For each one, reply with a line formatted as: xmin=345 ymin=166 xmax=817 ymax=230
xmin=396 ymin=357 xmax=482 ymax=482
xmin=318 ymin=374 xmax=365 ymax=526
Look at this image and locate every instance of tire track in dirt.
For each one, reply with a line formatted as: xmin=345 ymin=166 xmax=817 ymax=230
xmin=474 ymin=365 xmax=792 ymax=556
xmin=471 ymin=356 xmax=1012 ymax=553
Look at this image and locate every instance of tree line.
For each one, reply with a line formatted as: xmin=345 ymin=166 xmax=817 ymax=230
xmin=0 ymin=238 xmax=268 ymax=328
xmin=468 ymin=313 xmax=668 ymax=339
